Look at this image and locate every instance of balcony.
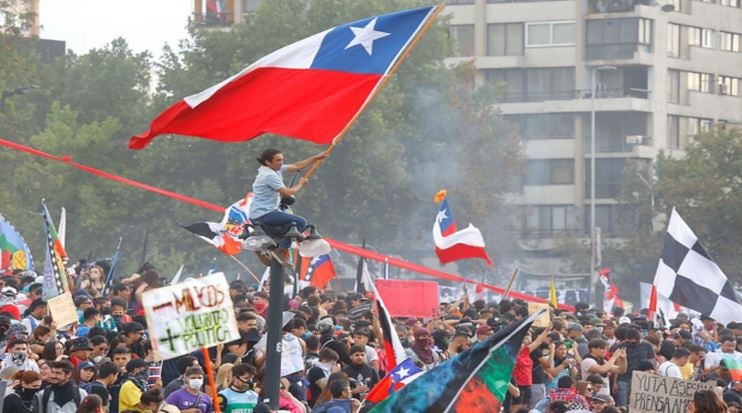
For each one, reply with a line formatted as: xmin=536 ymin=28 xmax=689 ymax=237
xmin=577 ymin=87 xmax=650 ymax=99
xmin=588 ymin=0 xmax=656 ymax=13
xmin=583 ymin=135 xmax=653 ymax=153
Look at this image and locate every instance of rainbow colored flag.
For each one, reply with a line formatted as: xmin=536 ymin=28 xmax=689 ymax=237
xmin=369 ymin=310 xmax=541 ymax=412
xmin=723 ymin=355 xmax=742 ymax=381
xmin=0 ymin=214 xmax=34 ymax=274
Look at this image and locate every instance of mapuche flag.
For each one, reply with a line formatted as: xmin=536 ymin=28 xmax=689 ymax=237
xmin=129 ymin=6 xmax=440 ymax=149
xmin=41 ymin=201 xmax=69 ymax=300
xmin=369 ymin=310 xmax=542 ymax=413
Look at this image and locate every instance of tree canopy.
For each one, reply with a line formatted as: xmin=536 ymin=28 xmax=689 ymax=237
xmin=1 ymin=0 xmax=523 ymax=280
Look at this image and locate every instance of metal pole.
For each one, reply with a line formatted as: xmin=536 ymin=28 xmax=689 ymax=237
xmin=264 ymin=257 xmax=284 ymax=410
xmin=590 ymin=68 xmax=597 ymax=305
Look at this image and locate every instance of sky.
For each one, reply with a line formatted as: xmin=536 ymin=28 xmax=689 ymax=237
xmin=39 ymin=0 xmax=193 ymax=59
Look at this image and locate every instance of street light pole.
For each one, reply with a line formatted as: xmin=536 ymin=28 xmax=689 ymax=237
xmin=590 ymin=66 xmax=616 ymax=304
xmin=264 ymin=256 xmax=285 ymax=410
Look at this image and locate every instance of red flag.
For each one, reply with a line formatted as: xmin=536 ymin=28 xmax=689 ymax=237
xmin=299 ymin=254 xmax=336 ymax=289
xmin=129 ymin=7 xmax=439 ymax=150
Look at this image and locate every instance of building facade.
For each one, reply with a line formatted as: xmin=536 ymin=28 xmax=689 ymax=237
xmin=444 ymin=0 xmax=741 ymax=272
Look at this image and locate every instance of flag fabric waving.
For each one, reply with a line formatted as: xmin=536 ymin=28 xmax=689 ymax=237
xmin=41 ymin=202 xmax=69 ymax=300
xmin=129 ymin=6 xmax=440 ymax=150
xmin=180 ymin=222 xmax=243 ymax=256
xmin=101 ymin=238 xmax=122 ymax=297
xmin=220 ymin=193 xmax=253 ymax=227
xmin=549 ymin=277 xmax=558 ymax=308
xmin=599 ymin=268 xmax=624 ymax=312
xmin=653 ymin=208 xmax=742 ymax=324
xmin=363 ymin=268 xmax=407 ymax=370
xmin=369 ymin=310 xmax=542 ymax=412
xmin=365 ymin=358 xmax=424 ymax=404
xmin=299 ymin=254 xmax=336 ymax=289
xmin=0 ymin=214 xmax=34 ymax=274
xmin=181 ymin=193 xmax=253 ymax=256
xmin=432 ymin=190 xmax=492 ymax=266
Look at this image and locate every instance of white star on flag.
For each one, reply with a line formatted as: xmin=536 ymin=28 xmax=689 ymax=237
xmin=395 ymin=366 xmax=410 ymax=380
xmin=436 ymin=209 xmax=448 ymax=224
xmin=345 ymin=17 xmax=390 ymax=55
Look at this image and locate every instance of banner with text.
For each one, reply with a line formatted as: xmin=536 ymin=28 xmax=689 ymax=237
xmin=629 ymin=371 xmax=714 ymax=413
xmin=143 ymin=272 xmax=238 ymax=361
xmin=375 ymin=279 xmax=439 ymax=318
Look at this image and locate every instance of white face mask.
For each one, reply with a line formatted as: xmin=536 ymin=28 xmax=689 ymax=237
xmin=92 ymin=356 xmax=103 ymax=363
xmin=188 ymin=378 xmax=203 ymax=390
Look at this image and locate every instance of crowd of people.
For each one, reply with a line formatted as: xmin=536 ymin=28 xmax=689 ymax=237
xmin=0 ymin=263 xmax=740 ymax=413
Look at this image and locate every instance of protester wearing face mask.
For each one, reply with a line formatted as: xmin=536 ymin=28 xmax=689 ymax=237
xmin=118 ymin=358 xmax=151 ymax=412
xmin=3 ymin=370 xmax=42 ymax=413
xmin=33 ymin=360 xmax=88 ymax=413
xmin=405 ymin=328 xmax=441 ymax=371
xmin=166 ymin=366 xmax=214 ymax=413
xmin=217 ymin=363 xmax=260 ymax=413
xmin=1 ymin=337 xmax=39 ymax=372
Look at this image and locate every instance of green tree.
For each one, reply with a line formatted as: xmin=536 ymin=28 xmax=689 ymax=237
xmin=2 ymin=0 xmax=525 ymax=279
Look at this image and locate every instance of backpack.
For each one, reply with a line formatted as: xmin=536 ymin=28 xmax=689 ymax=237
xmin=41 ymin=384 xmax=82 ymax=413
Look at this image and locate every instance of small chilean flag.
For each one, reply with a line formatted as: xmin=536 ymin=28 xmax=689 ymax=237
xmin=299 ymin=254 xmax=337 ymax=289
xmin=433 ymin=190 xmax=492 ymax=266
xmin=129 ymin=6 xmax=439 ymax=150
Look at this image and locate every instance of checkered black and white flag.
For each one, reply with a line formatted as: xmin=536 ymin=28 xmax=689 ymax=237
xmin=654 ymin=209 xmax=741 ymax=325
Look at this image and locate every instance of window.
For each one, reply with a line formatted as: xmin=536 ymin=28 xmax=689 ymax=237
xmin=538 ymin=206 xmax=567 ymax=232
xmin=667 ymin=69 xmax=680 ymax=103
xmin=586 ymin=112 xmax=649 ymax=152
xmin=702 ymin=29 xmax=715 ymax=48
xmin=719 ymin=0 xmax=740 ymax=6
xmin=638 ymin=18 xmax=652 ymax=45
xmin=687 ymin=117 xmax=713 ymax=137
xmin=719 ymin=32 xmax=741 ymax=52
xmin=688 ymin=26 xmax=701 ymax=47
xmin=668 ymin=115 xmax=681 ymax=149
xmin=667 ymin=23 xmax=681 ymax=57
xmin=526 ymin=160 xmax=575 ymax=185
xmin=486 ymin=67 xmax=574 ymax=101
xmin=451 ymin=25 xmax=475 ymax=57
xmin=587 ymin=18 xmax=652 ymax=59
xmin=585 ymin=159 xmax=625 ymax=198
xmin=487 ymin=23 xmax=524 ymax=56
xmin=718 ymin=75 xmax=740 ymax=96
xmin=511 ymin=113 xmax=574 ymax=139
xmin=584 ymin=205 xmax=637 ymax=236
xmin=687 ymin=71 xmax=714 ymax=93
xmin=526 ymin=21 xmax=576 ymax=47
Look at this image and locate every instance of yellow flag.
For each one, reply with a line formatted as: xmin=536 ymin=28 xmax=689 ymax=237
xmin=549 ymin=277 xmax=558 ymax=308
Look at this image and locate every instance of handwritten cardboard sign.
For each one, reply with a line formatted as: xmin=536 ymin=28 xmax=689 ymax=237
xmin=48 ymin=292 xmax=78 ymax=328
xmin=143 ymin=272 xmax=238 ymax=361
xmin=528 ymin=302 xmax=551 ymax=328
xmin=375 ymin=279 xmax=439 ymax=318
xmin=629 ymin=371 xmax=714 ymax=413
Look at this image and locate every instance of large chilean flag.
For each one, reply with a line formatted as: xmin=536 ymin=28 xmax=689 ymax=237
xmin=129 ymin=6 xmax=439 ymax=150
xmin=433 ymin=191 xmax=492 ymax=267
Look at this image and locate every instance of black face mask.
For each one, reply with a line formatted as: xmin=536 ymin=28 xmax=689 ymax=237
xmin=236 ymin=376 xmax=254 ymax=390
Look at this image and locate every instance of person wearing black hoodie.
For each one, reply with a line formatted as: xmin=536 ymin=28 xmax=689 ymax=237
xmin=3 ymin=370 xmax=42 ymax=413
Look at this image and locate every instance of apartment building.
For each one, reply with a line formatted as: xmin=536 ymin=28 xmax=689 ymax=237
xmin=444 ymin=0 xmax=741 ymax=272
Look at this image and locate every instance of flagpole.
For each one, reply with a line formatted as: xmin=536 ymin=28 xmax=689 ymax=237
xmin=502 ymin=268 xmax=519 ymax=299
xmin=301 ymin=3 xmax=446 ymax=181
xmin=201 ymin=347 xmax=221 ymax=413
xmin=227 ymin=255 xmax=262 ymax=284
